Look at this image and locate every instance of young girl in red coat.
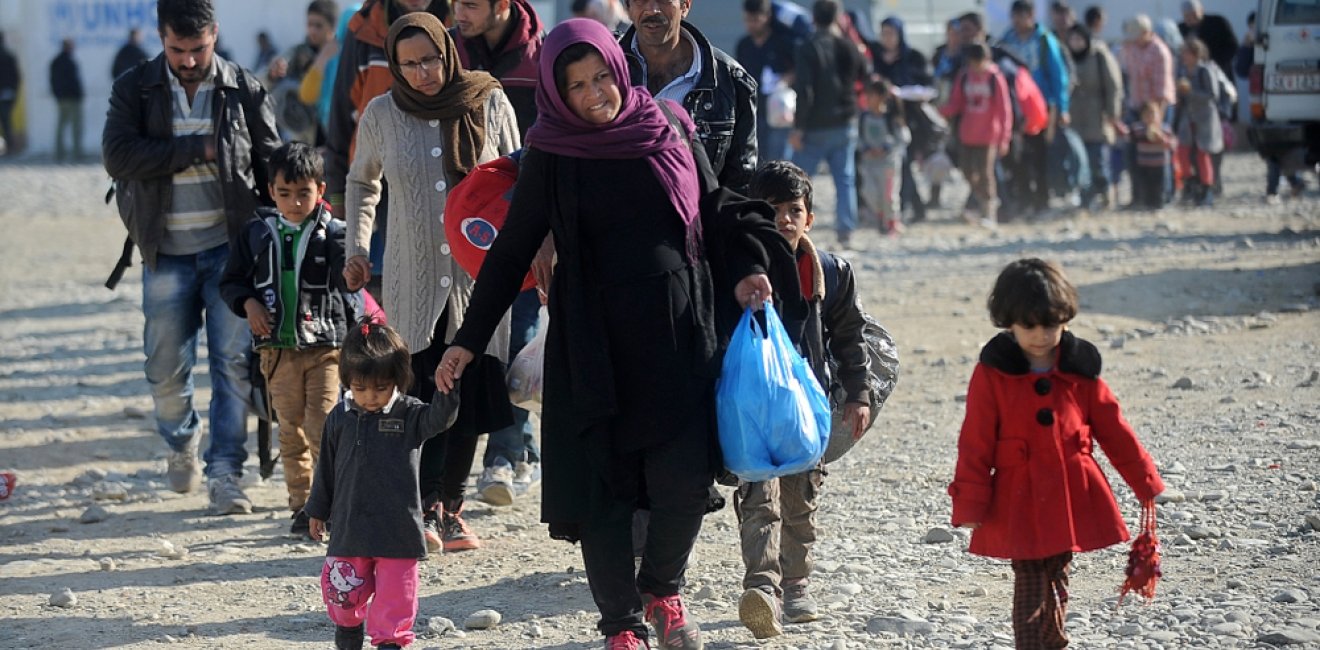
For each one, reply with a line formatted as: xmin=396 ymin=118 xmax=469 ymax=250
xmin=949 ymin=258 xmax=1165 ymax=649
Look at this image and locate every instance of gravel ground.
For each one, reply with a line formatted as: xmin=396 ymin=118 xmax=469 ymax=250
xmin=1 ymin=153 xmax=1318 ymax=649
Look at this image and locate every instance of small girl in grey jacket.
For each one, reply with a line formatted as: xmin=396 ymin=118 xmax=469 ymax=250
xmin=858 ymin=79 xmax=911 ymax=235
xmin=305 ymin=321 xmax=459 ymax=650
xmin=1175 ymin=38 xmax=1223 ymax=207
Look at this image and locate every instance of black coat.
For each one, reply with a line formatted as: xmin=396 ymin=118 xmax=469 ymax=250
xmin=50 ymin=52 xmax=83 ymax=100
xmin=112 ymin=42 xmax=149 ymax=81
xmin=1179 ymin=14 xmax=1239 ymax=82
xmin=871 ymin=45 xmax=932 ymax=88
xmin=794 ymin=32 xmax=869 ymax=130
xmin=451 ymin=139 xmax=800 ymax=540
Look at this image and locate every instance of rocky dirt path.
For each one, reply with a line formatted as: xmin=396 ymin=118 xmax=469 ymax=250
xmin=1 ymin=155 xmax=1318 ymax=649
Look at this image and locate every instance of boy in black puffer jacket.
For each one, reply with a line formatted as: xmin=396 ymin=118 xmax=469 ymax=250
xmin=733 ymin=160 xmax=873 ymax=639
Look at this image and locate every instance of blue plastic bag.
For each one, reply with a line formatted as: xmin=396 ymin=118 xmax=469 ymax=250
xmin=716 ymin=304 xmax=831 ymax=482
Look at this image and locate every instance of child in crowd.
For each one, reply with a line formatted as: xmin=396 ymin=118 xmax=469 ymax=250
xmin=858 ymin=78 xmax=911 ymax=235
xmin=1174 ymin=38 xmax=1223 ymax=207
xmin=1130 ymin=101 xmax=1175 ymax=210
xmin=305 ymin=321 xmax=460 ymax=650
xmin=940 ymin=43 xmax=1012 ymax=228
xmin=949 ymin=258 xmax=1165 ymax=649
xmin=736 ymin=161 xmax=873 ymax=639
xmin=220 ymin=141 xmax=351 ymax=534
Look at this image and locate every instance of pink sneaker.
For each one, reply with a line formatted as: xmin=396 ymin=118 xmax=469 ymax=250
xmin=606 ymin=630 xmax=650 ymax=650
xmin=642 ymin=593 xmax=703 ymax=649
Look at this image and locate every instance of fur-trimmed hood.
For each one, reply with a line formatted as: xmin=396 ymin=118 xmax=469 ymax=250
xmin=979 ymin=330 xmax=1101 ymax=378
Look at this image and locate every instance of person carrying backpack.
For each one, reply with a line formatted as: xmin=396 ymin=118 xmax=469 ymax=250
xmin=941 ymin=43 xmax=1012 ymax=228
xmin=997 ymin=0 xmax=1071 ymax=218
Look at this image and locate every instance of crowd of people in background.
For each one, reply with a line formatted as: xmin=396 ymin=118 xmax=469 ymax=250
xmin=726 ymin=0 xmax=1297 ymax=246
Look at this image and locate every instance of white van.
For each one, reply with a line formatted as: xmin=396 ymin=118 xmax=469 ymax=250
xmin=1247 ymin=0 xmax=1320 ymax=166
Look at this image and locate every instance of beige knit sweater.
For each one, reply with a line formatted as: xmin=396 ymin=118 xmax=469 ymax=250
xmin=346 ymin=90 xmax=520 ymax=358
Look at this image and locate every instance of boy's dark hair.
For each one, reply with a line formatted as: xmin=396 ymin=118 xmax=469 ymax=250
xmin=962 ymin=42 xmax=990 ymax=62
xmin=1010 ymin=0 xmax=1034 ymax=16
xmin=1049 ymin=1 xmax=1071 ymax=15
xmin=308 ymin=0 xmax=339 ymax=25
xmin=269 ymin=142 xmax=326 ymax=185
xmin=158 ymin=0 xmax=216 ymax=38
xmin=1083 ymin=5 xmax=1104 ymax=29
xmin=339 ymin=319 xmax=414 ymax=392
xmin=988 ymin=258 xmax=1079 ymax=329
xmin=812 ymin=0 xmax=839 ymax=28
xmin=743 ymin=0 xmax=772 ymax=15
xmin=749 ymin=160 xmax=813 ymax=213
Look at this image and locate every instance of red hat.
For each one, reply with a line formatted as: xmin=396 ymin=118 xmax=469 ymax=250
xmin=444 ymin=152 xmax=536 ymax=292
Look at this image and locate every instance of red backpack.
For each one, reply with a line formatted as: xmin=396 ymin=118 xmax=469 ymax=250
xmin=443 ymin=151 xmax=536 ymax=291
xmin=1012 ymin=66 xmax=1050 ymax=136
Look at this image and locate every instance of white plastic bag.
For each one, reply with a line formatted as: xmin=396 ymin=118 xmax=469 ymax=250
xmin=506 ymin=306 xmax=548 ymax=409
xmin=766 ymin=81 xmax=797 ymax=129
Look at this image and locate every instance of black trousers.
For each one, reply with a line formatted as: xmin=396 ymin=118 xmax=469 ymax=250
xmin=1131 ymin=165 xmax=1166 ymax=209
xmin=579 ymin=427 xmax=711 ymax=638
xmin=1010 ymin=132 xmax=1050 ymax=213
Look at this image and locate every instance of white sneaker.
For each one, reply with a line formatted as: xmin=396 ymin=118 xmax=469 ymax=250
xmin=1265 ymin=194 xmax=1282 ymax=206
xmin=477 ymin=458 xmax=516 ymax=506
xmin=165 ymin=435 xmax=202 ymax=493
xmin=207 ymin=474 xmax=253 ymax=515
xmin=513 ymin=461 xmax=541 ymax=495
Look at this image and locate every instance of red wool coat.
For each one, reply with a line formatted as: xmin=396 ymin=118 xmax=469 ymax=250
xmin=948 ymin=332 xmax=1164 ymax=560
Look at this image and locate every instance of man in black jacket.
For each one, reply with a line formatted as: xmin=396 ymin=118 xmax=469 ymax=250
xmin=102 ymin=0 xmax=281 ymax=516
xmin=50 ymin=39 xmax=84 ymax=161
xmin=1179 ymin=0 xmax=1237 ymax=83
xmin=619 ymin=0 xmax=759 ymax=194
xmin=113 ymin=28 xmax=151 ymax=81
xmin=791 ymin=0 xmax=867 ymax=248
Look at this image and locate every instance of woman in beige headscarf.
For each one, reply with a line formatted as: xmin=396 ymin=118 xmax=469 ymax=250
xmin=343 ymin=11 xmax=519 ymax=555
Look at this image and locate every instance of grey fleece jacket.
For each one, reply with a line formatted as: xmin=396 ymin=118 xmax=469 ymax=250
xmin=304 ymin=389 xmax=459 ymax=559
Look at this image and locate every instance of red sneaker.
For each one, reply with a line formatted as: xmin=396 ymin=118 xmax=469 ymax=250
xmin=606 ymin=630 xmax=650 ymax=650
xmin=441 ymin=505 xmax=481 ymax=552
xmin=642 ymin=593 xmax=703 ymax=649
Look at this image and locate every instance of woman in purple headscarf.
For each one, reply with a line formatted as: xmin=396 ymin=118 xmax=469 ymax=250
xmin=433 ymin=18 xmax=779 ymax=650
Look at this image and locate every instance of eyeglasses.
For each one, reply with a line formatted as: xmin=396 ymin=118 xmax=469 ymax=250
xmin=399 ymin=55 xmax=443 ymax=74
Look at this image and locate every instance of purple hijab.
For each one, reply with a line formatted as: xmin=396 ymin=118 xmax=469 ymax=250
xmin=526 ymin=18 xmax=700 ymax=231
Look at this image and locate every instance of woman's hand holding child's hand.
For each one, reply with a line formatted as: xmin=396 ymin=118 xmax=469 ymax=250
xmin=343 ymin=255 xmax=372 ymax=291
xmin=434 ymin=346 xmax=475 ymax=394
xmin=244 ymin=298 xmax=273 ymax=337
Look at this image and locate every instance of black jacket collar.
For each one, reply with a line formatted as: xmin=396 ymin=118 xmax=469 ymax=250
xmin=980 ymin=330 xmax=1101 ymax=378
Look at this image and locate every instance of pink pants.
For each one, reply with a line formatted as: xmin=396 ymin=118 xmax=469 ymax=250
xmin=321 ymin=556 xmax=419 ymax=647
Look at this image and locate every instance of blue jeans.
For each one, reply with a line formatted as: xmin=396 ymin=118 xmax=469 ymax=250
xmin=1082 ymin=141 xmax=1112 ymax=205
xmin=143 ymin=244 xmax=251 ymax=478
xmin=485 ymin=289 xmax=542 ymax=466
xmin=793 ymin=124 xmax=858 ymax=237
